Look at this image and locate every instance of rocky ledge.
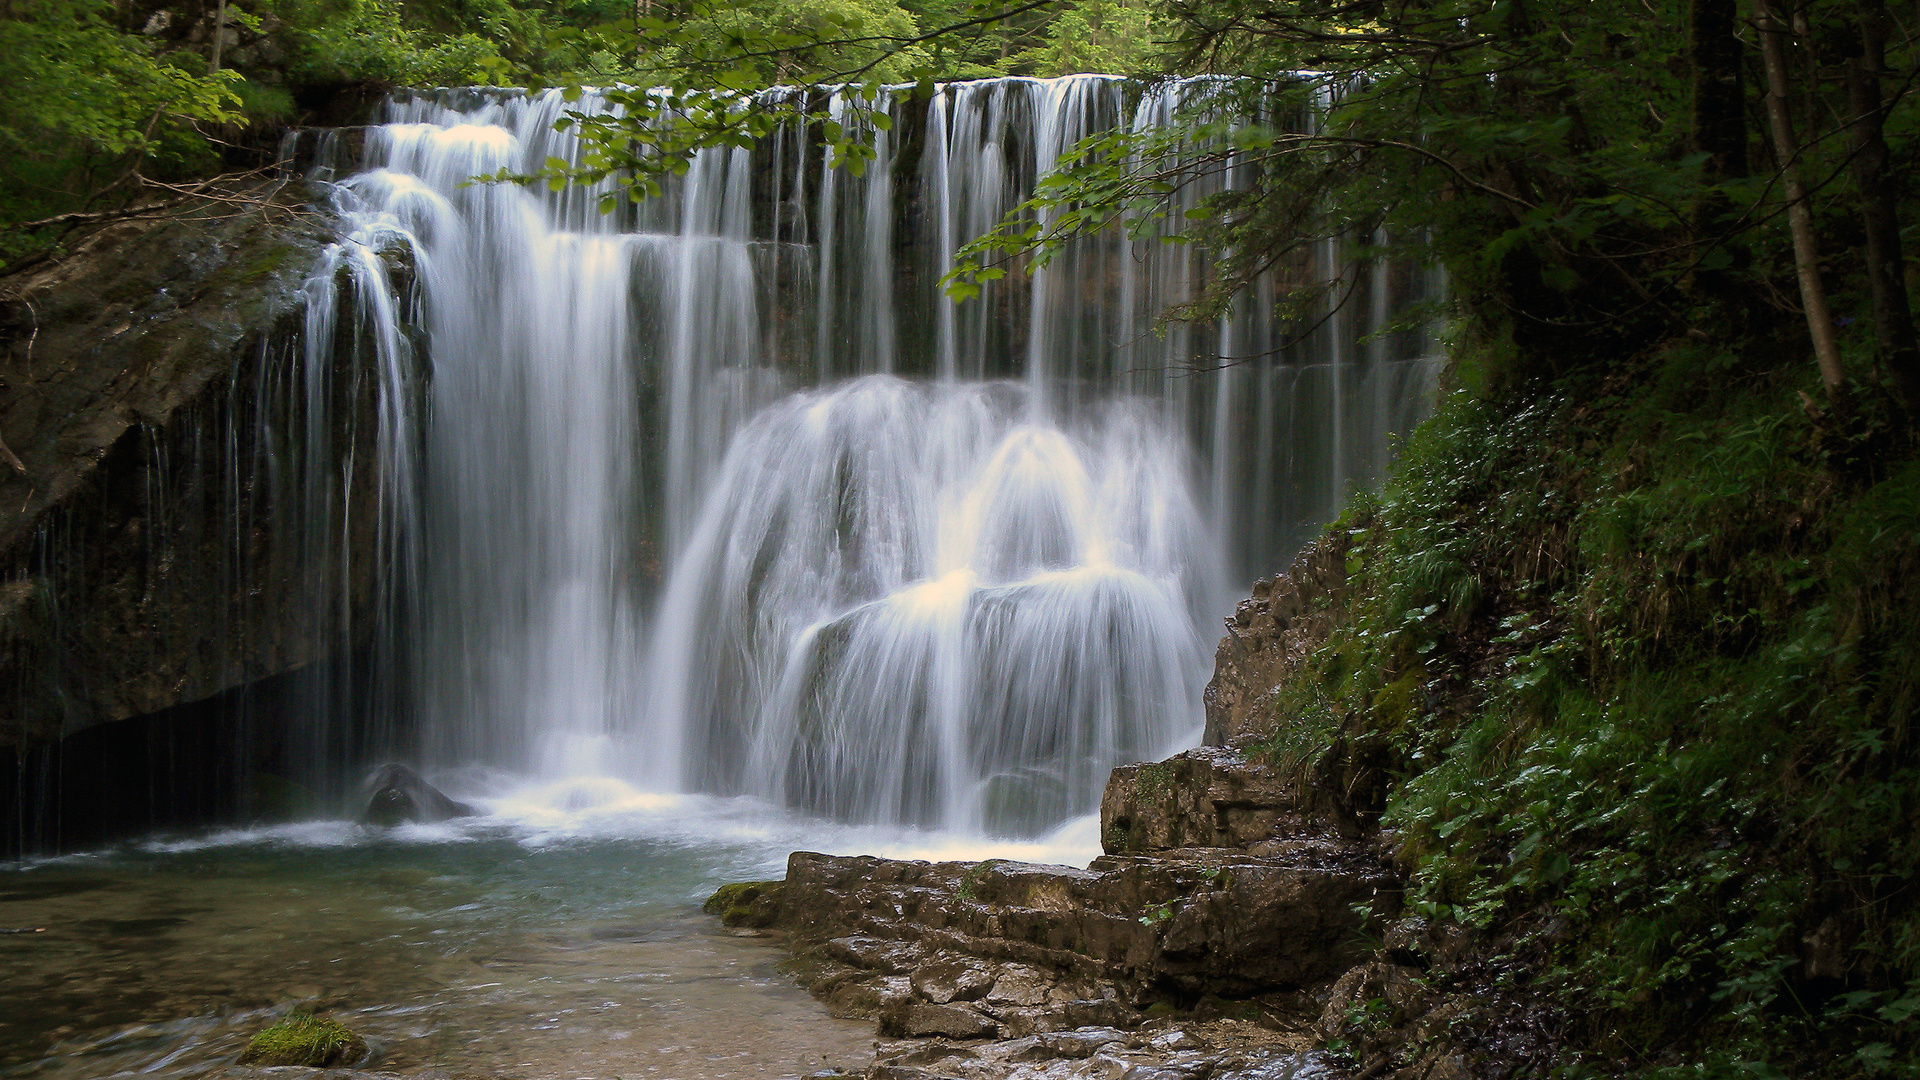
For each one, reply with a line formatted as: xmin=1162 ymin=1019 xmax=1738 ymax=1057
xmin=710 ymin=744 xmax=1477 ymax=1080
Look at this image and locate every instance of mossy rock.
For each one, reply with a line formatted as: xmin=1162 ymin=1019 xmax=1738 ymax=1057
xmin=702 ymin=880 xmax=785 ymax=928
xmin=239 ymin=1012 xmax=367 ymax=1068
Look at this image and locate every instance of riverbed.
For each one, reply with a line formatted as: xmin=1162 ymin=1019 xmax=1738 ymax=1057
xmin=0 ymin=776 xmax=1100 ymax=1079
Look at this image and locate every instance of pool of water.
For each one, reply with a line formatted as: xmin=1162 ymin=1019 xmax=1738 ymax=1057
xmin=0 ymin=775 xmax=1101 ymax=1079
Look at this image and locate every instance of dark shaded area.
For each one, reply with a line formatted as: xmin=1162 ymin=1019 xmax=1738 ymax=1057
xmin=0 ymin=649 xmax=399 ymax=861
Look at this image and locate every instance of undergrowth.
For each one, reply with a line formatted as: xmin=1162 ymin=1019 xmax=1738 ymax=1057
xmin=1252 ymin=341 xmax=1920 ymax=1078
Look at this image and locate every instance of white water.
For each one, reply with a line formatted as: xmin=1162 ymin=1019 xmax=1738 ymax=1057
xmin=299 ymin=76 xmax=1443 ymax=839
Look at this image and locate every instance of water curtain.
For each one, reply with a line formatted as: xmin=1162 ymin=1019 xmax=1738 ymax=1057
xmin=302 ymin=76 xmax=1444 ymax=835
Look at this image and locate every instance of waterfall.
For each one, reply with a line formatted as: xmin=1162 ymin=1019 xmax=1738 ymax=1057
xmin=305 ymin=76 xmax=1443 ymax=837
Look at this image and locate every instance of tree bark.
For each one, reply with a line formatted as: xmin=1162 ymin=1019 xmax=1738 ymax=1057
xmin=1755 ymin=0 xmax=1847 ymax=396
xmin=209 ymin=0 xmax=228 ymax=74
xmin=1846 ymin=0 xmax=1920 ymax=406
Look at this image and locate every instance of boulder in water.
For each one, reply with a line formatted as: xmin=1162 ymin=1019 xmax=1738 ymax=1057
xmin=360 ymin=763 xmax=474 ymax=826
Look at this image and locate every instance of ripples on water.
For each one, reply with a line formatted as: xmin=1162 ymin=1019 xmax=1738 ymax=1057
xmin=0 ymin=776 xmax=1102 ymax=1079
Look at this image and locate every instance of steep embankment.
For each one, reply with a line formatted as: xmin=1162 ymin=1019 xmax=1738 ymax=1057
xmin=1242 ymin=349 xmax=1920 ymax=1078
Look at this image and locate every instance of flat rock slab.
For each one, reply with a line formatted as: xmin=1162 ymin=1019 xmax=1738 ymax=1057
xmin=781 ymin=845 xmax=1394 ymax=1000
xmin=859 ymin=1021 xmax=1335 ymax=1080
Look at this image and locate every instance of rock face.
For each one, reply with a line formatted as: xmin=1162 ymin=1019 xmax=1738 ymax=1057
xmin=778 ymin=842 xmax=1392 ymax=1007
xmin=1203 ymin=537 xmax=1350 ymax=746
xmin=1101 ymin=746 xmax=1349 ymax=853
xmin=0 ymin=190 xmax=381 ymax=750
xmin=719 ymin=739 xmax=1400 ymax=1080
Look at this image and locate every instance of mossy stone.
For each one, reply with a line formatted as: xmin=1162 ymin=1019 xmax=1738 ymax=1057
xmin=239 ymin=1012 xmax=367 ymax=1067
xmin=702 ymin=880 xmax=785 ymax=928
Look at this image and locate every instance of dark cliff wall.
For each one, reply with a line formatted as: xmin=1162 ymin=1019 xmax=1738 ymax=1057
xmin=0 ymin=187 xmax=400 ymax=853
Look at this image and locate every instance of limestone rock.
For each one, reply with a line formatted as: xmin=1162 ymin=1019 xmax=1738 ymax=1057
xmin=828 ymin=936 xmax=927 ymax=974
xmin=1101 ymin=746 xmax=1325 ymax=854
xmin=1034 ymin=1027 xmax=1128 ymax=1059
xmin=1202 ymin=538 xmax=1350 ymax=747
xmin=883 ymin=1001 xmax=999 ymax=1040
xmin=985 ymin=966 xmax=1054 ymax=1007
xmin=913 ymin=958 xmax=995 ymax=1003
xmin=0 ymin=193 xmax=349 ymax=749
xmin=779 ymin=846 xmax=1393 ymax=1000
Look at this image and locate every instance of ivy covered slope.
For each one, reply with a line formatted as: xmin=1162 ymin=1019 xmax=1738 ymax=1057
xmin=1242 ymin=301 xmax=1920 ymax=1072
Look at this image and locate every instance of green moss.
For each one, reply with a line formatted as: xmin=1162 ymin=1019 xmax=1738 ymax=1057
xmin=1133 ymin=762 xmax=1172 ymax=803
xmin=954 ymin=859 xmax=1003 ymax=900
xmin=239 ymin=1012 xmax=366 ymax=1068
xmin=702 ymin=880 xmax=784 ymax=927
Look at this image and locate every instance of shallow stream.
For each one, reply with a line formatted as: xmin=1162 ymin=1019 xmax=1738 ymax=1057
xmin=0 ymin=777 xmax=1099 ymax=1079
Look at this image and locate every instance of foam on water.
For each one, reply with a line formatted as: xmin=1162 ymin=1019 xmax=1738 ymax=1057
xmin=38 ymin=768 xmax=1103 ymax=872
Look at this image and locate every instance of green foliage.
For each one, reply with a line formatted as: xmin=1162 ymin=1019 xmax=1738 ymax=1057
xmin=1012 ymin=0 xmax=1165 ymax=77
xmin=655 ymin=0 xmax=932 ymax=86
xmin=1254 ymin=343 xmax=1920 ymax=1074
xmin=0 ymin=1 xmax=242 ymax=256
xmin=276 ymin=0 xmax=507 ymax=84
xmin=0 ymin=4 xmax=240 ymax=159
xmin=239 ymin=1012 xmax=367 ymax=1067
xmin=492 ymin=0 xmax=1173 ymax=207
xmin=954 ymin=858 xmax=1001 ymax=901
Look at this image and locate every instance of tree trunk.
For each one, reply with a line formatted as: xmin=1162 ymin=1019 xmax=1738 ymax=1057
xmin=1846 ymin=0 xmax=1920 ymax=406
xmin=209 ymin=0 xmax=227 ymax=74
xmin=1755 ymin=0 xmax=1847 ymax=396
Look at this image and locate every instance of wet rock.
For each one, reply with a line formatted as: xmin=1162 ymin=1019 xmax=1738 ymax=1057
xmin=0 ymin=194 xmax=348 ymax=750
xmin=913 ymin=958 xmax=996 ymax=1003
xmin=1033 ymin=1027 xmax=1129 ymax=1059
xmin=1102 ymin=747 xmax=1307 ymax=853
xmin=1145 ymin=1029 xmax=1203 ymax=1053
xmin=1213 ymin=1052 xmax=1341 ymax=1080
xmin=704 ymin=880 xmax=785 ymax=928
xmin=1316 ymin=961 xmax=1428 ymax=1041
xmin=884 ymin=1001 xmax=999 ymax=1039
xmin=1121 ymin=1067 xmax=1206 ymax=1080
xmin=358 ymin=764 xmax=474 ymax=826
xmin=990 ymin=1006 xmax=1069 ymax=1038
xmin=985 ymin=967 xmax=1053 ymax=1007
xmin=828 ymin=936 xmax=926 ymax=974
xmin=1202 ymin=538 xmax=1350 ymax=748
xmin=780 ymin=847 xmax=1392 ymax=999
xmin=869 ymin=1066 xmax=948 ymax=1080
xmin=1063 ymin=999 xmax=1142 ymax=1029
xmin=883 ymin=1044 xmax=980 ymax=1067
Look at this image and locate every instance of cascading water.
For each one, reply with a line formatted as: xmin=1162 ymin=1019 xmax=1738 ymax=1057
xmin=304 ymin=75 xmax=1444 ymax=838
